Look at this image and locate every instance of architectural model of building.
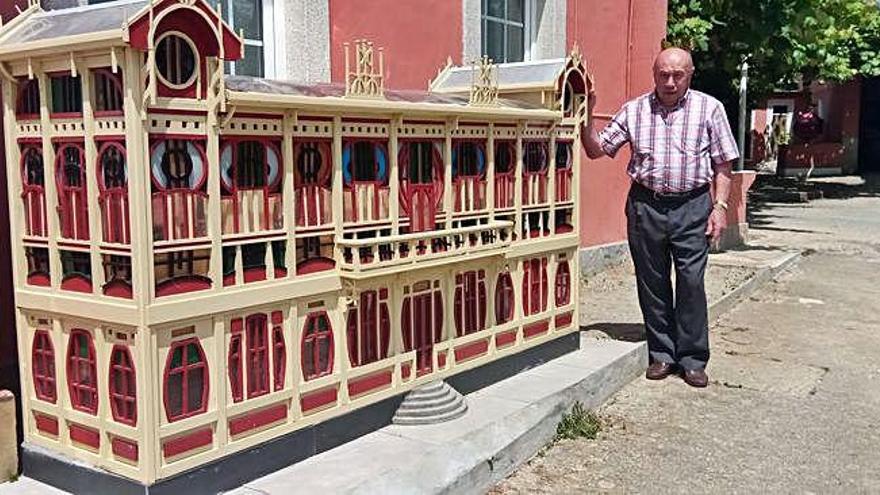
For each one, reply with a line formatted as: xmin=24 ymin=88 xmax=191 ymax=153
xmin=0 ymin=0 xmax=589 ymax=490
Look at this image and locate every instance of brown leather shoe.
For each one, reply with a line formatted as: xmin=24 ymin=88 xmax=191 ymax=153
xmin=645 ymin=362 xmax=675 ymax=380
xmin=683 ymin=369 xmax=709 ymax=388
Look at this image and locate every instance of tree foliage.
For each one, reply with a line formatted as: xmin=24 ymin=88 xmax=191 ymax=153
xmin=667 ymin=0 xmax=880 ymax=113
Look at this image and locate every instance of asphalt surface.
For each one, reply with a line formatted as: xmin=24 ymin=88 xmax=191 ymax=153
xmin=493 ymin=175 xmax=880 ymax=494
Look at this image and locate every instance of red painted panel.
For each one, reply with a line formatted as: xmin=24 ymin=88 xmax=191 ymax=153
xmin=347 ymin=370 xmax=392 ymax=398
xmin=329 ymin=0 xmax=462 ymax=90
xmin=454 ymin=339 xmax=489 ymax=363
xmin=163 ymin=427 xmax=213 ymax=459
xmin=243 ymin=267 xmax=267 ymax=283
xmin=300 ymin=386 xmax=338 ymax=413
xmin=401 ymin=363 xmax=411 ymax=380
xmin=103 ymin=280 xmax=133 ymax=299
xmin=27 ymin=273 xmax=50 ymax=287
xmin=296 ymin=257 xmax=336 ymax=275
xmin=69 ymin=423 xmax=100 ymax=449
xmin=155 ymin=275 xmax=212 ymax=297
xmin=111 ymin=437 xmax=139 ymax=462
xmin=555 ymin=312 xmax=574 ymax=329
xmin=495 ymin=330 xmax=517 ymax=348
xmin=524 ymin=320 xmax=550 ymax=339
xmin=60 ymin=275 xmax=92 ymax=293
xmin=229 ymin=403 xmax=288 ymax=436
xmin=437 ymin=351 xmax=447 ymax=368
xmin=35 ymin=414 xmax=59 ymax=436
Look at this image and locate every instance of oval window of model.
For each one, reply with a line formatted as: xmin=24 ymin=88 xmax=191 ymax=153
xmin=155 ymin=33 xmax=197 ymax=88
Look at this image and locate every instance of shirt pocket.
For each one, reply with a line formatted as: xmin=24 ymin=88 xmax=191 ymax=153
xmin=678 ymin=122 xmax=708 ymax=156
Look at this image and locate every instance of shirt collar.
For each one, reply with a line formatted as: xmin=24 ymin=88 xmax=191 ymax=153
xmin=650 ymin=89 xmax=691 ymax=112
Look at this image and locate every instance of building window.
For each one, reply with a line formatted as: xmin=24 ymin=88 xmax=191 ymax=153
xmin=21 ymin=146 xmax=47 ymax=238
xmin=272 ymin=312 xmax=285 ymax=391
xmin=109 ymin=345 xmax=137 ymax=426
xmin=155 ymin=33 xmax=198 ymax=88
xmin=60 ymin=250 xmax=92 ymax=293
xmin=50 ymin=75 xmax=82 ymax=115
xmin=98 ymin=142 xmax=130 ymax=244
xmin=482 ymin=0 xmax=527 ymax=63
xmin=164 ymin=338 xmax=208 ymax=422
xmin=16 ymin=78 xmax=40 ymax=118
xmin=151 ymin=139 xmax=208 ymax=241
xmin=302 ymin=312 xmax=333 ymax=380
xmin=555 ymin=260 xmax=571 ymax=306
xmin=524 ymin=141 xmax=548 ymax=174
xmin=32 ymin=330 xmax=56 ymax=403
xmin=25 ymin=247 xmax=50 ymax=287
xmin=246 ymin=314 xmax=270 ymax=398
xmin=212 ymin=0 xmax=272 ymax=77
xmin=495 ymin=271 xmax=515 ymax=324
xmin=219 ymin=140 xmax=283 ymax=234
xmin=455 ymin=270 xmax=488 ymax=337
xmin=346 ymin=289 xmax=391 ymax=367
xmin=55 ymin=143 xmax=89 ymax=240
xmin=93 ymin=69 xmax=123 ymax=114
xmin=228 ymin=326 xmax=244 ymax=402
xmin=522 ymin=257 xmax=549 ymax=316
xmin=67 ymin=329 xmax=98 ymax=415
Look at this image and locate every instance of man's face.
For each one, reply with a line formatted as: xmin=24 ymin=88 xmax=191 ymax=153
xmin=653 ymin=54 xmax=693 ymax=107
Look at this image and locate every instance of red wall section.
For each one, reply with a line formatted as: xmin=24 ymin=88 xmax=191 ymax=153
xmin=0 ymin=1 xmax=28 ymax=24
xmin=329 ymin=0 xmax=463 ymax=90
xmin=569 ymin=0 xmax=667 ymax=247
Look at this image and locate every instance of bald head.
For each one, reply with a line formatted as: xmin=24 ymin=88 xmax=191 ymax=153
xmin=653 ymin=47 xmax=694 ymax=107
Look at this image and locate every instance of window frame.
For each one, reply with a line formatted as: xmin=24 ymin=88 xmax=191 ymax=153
xmin=32 ymin=330 xmax=57 ymax=404
xmin=163 ymin=338 xmax=209 ymax=422
xmin=555 ymin=260 xmax=571 ymax=307
xmin=301 ymin=311 xmax=334 ymax=381
xmin=154 ymin=31 xmax=200 ymax=90
xmin=346 ymin=289 xmax=391 ymax=367
xmin=494 ymin=271 xmax=515 ymax=324
xmin=109 ymin=345 xmax=137 ymax=426
xmin=245 ymin=313 xmax=270 ymax=399
xmin=66 ymin=329 xmax=98 ymax=415
xmin=480 ymin=0 xmax=535 ymax=63
xmin=212 ymin=0 xmax=278 ymax=78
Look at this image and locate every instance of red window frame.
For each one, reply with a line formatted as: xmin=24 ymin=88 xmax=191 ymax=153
xmin=522 ymin=258 xmax=549 ymax=316
xmin=495 ymin=272 xmax=515 ymax=324
xmin=97 ymin=141 xmax=130 ymax=244
xmin=109 ymin=345 xmax=137 ymax=426
xmin=454 ymin=270 xmax=487 ymax=337
xmin=55 ymin=142 xmax=90 ymax=241
xmin=21 ymin=145 xmax=47 ymax=238
xmin=302 ymin=311 xmax=334 ymax=380
xmin=66 ymin=329 xmax=98 ymax=415
xmin=32 ymin=330 xmax=56 ymax=403
xmin=246 ymin=314 xmax=270 ymax=398
xmin=346 ymin=289 xmax=391 ymax=367
xmin=92 ymin=69 xmax=124 ymax=116
xmin=555 ymin=260 xmax=571 ymax=307
xmin=163 ymin=338 xmax=208 ymax=422
xmin=272 ymin=311 xmax=286 ymax=391
xmin=228 ymin=318 xmax=244 ymax=403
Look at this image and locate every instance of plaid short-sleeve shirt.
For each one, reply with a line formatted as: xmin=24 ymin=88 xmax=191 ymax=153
xmin=598 ymin=90 xmax=740 ymax=193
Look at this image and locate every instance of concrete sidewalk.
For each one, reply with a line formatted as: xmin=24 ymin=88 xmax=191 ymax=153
xmin=0 ymin=247 xmax=798 ymax=495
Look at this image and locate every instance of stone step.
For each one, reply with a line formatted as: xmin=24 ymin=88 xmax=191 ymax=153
xmin=392 ymin=380 xmax=468 ymax=426
xmin=396 ymin=394 xmax=460 ymax=413
xmin=392 ymin=402 xmax=468 ymax=426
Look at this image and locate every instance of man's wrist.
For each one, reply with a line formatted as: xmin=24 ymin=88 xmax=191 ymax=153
xmin=713 ymin=199 xmax=729 ymax=211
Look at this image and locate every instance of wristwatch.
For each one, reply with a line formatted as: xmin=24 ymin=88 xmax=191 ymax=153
xmin=713 ymin=199 xmax=729 ymax=211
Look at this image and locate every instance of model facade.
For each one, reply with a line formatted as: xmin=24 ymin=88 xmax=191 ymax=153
xmin=0 ymin=0 xmax=589 ymax=487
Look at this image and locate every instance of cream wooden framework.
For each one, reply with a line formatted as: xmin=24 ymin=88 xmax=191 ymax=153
xmin=1 ymin=0 xmax=588 ymax=486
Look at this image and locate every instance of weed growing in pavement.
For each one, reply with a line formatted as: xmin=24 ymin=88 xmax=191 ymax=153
xmin=555 ymin=401 xmax=601 ymax=441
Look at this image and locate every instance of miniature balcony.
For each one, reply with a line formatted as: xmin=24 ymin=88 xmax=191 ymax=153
xmin=221 ymin=190 xmax=283 ymax=235
xmin=337 ymin=220 xmax=514 ymax=278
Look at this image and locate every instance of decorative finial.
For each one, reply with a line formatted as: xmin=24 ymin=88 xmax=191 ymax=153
xmin=469 ymin=56 xmax=498 ymax=107
xmin=344 ymin=39 xmax=385 ymax=99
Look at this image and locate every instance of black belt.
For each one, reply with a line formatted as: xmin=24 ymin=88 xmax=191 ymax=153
xmin=630 ymin=182 xmax=710 ymax=203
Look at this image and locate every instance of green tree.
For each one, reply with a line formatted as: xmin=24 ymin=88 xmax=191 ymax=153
xmin=667 ymin=0 xmax=880 ymax=115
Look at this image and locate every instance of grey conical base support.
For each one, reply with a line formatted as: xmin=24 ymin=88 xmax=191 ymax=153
xmin=392 ymin=380 xmax=468 ymax=425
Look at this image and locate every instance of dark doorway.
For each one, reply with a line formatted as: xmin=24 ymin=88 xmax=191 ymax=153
xmin=859 ymin=77 xmax=880 ymax=172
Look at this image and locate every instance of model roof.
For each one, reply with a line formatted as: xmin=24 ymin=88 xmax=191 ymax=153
xmin=0 ymin=0 xmax=148 ymax=47
xmin=430 ymin=58 xmax=569 ymax=93
xmin=226 ymin=75 xmax=552 ymax=112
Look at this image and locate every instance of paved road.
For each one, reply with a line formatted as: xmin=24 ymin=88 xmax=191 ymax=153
xmin=493 ymin=176 xmax=880 ymax=494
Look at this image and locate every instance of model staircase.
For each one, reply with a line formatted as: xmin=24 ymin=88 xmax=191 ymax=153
xmin=392 ymin=380 xmax=468 ymax=425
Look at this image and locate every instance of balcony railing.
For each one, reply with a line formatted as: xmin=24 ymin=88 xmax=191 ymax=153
xmin=494 ymin=174 xmax=514 ymax=209
xmin=454 ymin=177 xmax=486 ymax=213
xmin=152 ymin=190 xmax=208 ymax=242
xmin=344 ymin=183 xmax=390 ymax=224
xmin=337 ymin=221 xmax=513 ymax=276
xmin=556 ymin=169 xmax=573 ymax=202
xmin=221 ymin=190 xmax=283 ymax=235
xmin=295 ymin=185 xmax=332 ymax=228
xmin=22 ymin=187 xmax=47 ymax=237
xmin=100 ymin=189 xmax=130 ymax=244
xmin=523 ymin=173 xmax=548 ymax=206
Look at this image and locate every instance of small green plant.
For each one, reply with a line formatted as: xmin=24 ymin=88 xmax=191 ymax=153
xmin=555 ymin=402 xmax=601 ymax=441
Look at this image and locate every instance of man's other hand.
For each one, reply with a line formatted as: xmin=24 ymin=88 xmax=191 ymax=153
xmin=705 ymin=208 xmax=727 ymax=243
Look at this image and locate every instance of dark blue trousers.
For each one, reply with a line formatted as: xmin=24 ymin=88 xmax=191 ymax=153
xmin=626 ymin=183 xmax=712 ymax=371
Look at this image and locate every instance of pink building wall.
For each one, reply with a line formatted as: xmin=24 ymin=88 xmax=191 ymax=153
xmin=328 ymin=0 xmax=669 ymax=248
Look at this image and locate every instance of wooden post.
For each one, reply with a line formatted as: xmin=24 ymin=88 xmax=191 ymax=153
xmin=389 ymin=115 xmax=401 ymax=235
xmin=0 ymin=390 xmax=17 ymax=481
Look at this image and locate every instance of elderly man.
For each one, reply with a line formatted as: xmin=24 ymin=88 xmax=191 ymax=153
xmin=581 ymin=47 xmax=739 ymax=388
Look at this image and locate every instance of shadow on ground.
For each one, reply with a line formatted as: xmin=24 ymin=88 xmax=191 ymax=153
xmin=582 ymin=322 xmax=645 ymax=343
xmin=747 ymin=173 xmax=880 ymax=230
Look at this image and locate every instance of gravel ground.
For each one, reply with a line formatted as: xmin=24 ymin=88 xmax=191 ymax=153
xmin=492 ymin=176 xmax=880 ymax=494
